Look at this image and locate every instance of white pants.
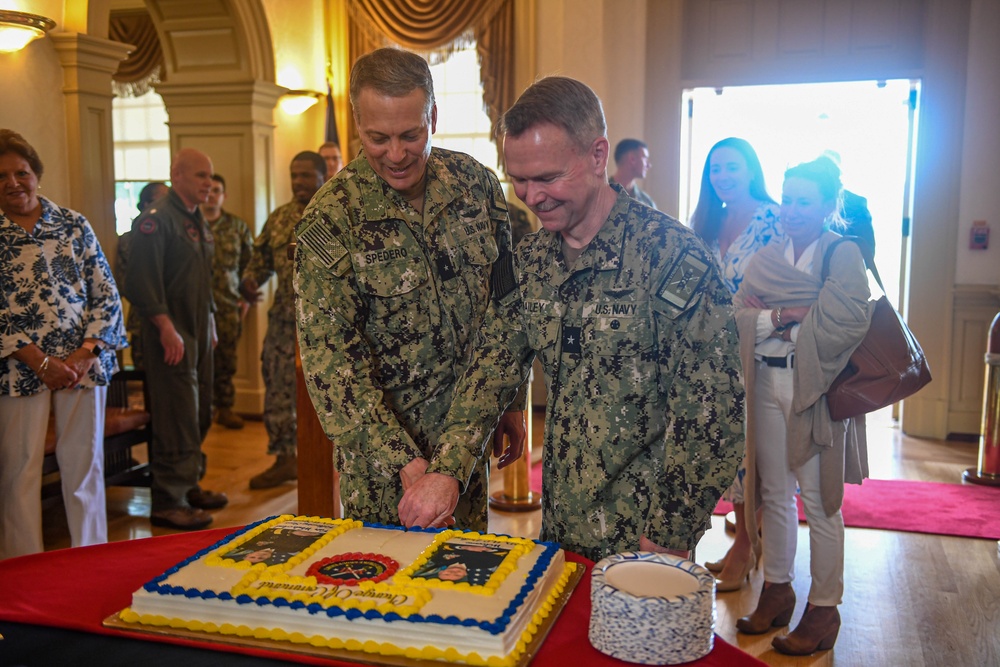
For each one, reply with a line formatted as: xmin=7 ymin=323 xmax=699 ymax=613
xmin=0 ymin=387 xmax=107 ymax=559
xmin=754 ymin=361 xmax=844 ymax=606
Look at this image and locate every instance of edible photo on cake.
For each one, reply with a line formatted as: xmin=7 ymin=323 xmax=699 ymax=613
xmin=217 ymin=519 xmax=334 ymax=566
xmin=411 ymin=537 xmax=516 ymax=586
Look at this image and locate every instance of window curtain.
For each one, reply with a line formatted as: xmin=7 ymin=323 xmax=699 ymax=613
xmin=344 ymin=0 xmax=515 ymax=163
xmin=109 ymin=10 xmax=165 ymax=98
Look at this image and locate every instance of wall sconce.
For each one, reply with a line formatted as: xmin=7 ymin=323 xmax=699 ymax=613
xmin=0 ymin=10 xmax=56 ymax=53
xmin=279 ymin=89 xmax=323 ymax=115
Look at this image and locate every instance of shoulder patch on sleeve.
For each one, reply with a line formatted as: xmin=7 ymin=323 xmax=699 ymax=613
xmin=491 ymin=249 xmax=517 ymax=304
xmin=486 ymin=169 xmax=508 ymax=214
xmin=138 ymin=217 xmax=157 ymax=234
xmin=297 ymin=217 xmax=348 ymax=271
xmin=655 ymin=249 xmax=709 ymax=315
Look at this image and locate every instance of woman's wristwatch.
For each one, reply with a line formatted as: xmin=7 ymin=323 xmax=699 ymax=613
xmin=82 ymin=341 xmax=105 ymax=356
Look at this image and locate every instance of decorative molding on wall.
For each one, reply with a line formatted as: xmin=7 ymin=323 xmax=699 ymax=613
xmin=146 ymin=0 xmax=274 ymax=84
xmin=50 ymin=32 xmax=133 ymax=253
xmin=948 ymin=284 xmax=1000 ymax=436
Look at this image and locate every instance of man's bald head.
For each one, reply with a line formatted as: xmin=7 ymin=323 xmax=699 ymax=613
xmin=170 ymin=148 xmax=214 ymax=211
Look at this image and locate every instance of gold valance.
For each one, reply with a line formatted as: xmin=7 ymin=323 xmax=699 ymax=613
xmin=344 ymin=0 xmax=515 ymax=168
xmin=109 ymin=10 xmax=165 ymax=98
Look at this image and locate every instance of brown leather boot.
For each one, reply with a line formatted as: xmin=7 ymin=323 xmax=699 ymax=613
xmin=772 ymin=604 xmax=840 ymax=655
xmin=186 ymin=485 xmax=229 ymax=510
xmin=249 ymin=452 xmax=298 ymax=489
xmin=215 ymin=407 xmax=244 ymax=430
xmin=736 ymin=581 xmax=796 ymax=634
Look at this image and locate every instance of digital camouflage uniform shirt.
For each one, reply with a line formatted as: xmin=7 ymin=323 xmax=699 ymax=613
xmin=208 ymin=210 xmax=253 ymax=410
xmin=438 ymin=187 xmax=744 ymax=562
xmin=244 ymin=200 xmax=306 ymax=455
xmin=294 ymin=148 xmax=513 ymax=532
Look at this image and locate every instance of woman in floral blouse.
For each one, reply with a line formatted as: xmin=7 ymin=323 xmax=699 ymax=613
xmin=0 ymin=129 xmax=126 ymax=559
xmin=690 ymin=137 xmax=782 ymax=591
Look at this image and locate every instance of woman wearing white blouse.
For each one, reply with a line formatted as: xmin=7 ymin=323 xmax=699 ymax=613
xmin=732 ymin=156 xmax=872 ymax=655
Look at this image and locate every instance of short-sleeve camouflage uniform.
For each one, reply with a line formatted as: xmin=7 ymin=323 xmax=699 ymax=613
xmin=244 ymin=200 xmax=304 ymax=456
xmin=294 ymin=148 xmax=513 ymax=531
xmin=437 ymin=188 xmax=745 ymax=562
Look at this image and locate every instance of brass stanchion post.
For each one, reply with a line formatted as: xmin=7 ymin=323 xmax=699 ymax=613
xmin=965 ymin=312 xmax=1000 ymax=486
xmin=489 ymin=406 xmax=541 ymax=512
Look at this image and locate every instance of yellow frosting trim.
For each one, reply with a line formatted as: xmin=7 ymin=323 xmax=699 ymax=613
xmin=394 ymin=530 xmax=534 ymax=595
xmin=119 ymin=561 xmax=576 ymax=667
xmin=204 ymin=515 xmax=360 ymax=573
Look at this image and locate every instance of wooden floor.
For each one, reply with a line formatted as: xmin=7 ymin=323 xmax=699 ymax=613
xmin=40 ymin=407 xmax=1000 ymax=666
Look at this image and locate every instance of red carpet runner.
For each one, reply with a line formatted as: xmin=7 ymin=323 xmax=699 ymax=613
xmin=530 ymin=462 xmax=1000 ymax=540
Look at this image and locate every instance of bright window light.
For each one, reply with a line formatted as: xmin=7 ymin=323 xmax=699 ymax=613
xmin=112 ymin=91 xmax=171 ymax=234
xmin=426 ymin=43 xmax=501 ymax=175
xmin=680 ymin=80 xmax=919 ymax=301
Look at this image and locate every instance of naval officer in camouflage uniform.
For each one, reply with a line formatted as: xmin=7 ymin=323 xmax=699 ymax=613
xmin=202 ymin=173 xmax=253 ymax=430
xmin=242 ymin=152 xmax=326 ymax=489
xmin=295 ymin=48 xmax=523 ymax=532
xmin=437 ymin=77 xmax=744 ymax=562
xmin=123 ymin=148 xmax=229 ymax=531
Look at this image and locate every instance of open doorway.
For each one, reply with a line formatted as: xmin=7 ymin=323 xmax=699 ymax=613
xmin=679 ymin=80 xmax=919 ymax=303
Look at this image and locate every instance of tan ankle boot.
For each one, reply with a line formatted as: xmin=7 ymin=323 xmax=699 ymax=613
xmin=772 ymin=605 xmax=840 ymax=655
xmin=736 ymin=581 xmax=795 ymax=634
xmin=249 ymin=452 xmax=297 ymax=489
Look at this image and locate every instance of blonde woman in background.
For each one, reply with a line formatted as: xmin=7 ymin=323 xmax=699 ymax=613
xmin=732 ymin=156 xmax=872 ymax=655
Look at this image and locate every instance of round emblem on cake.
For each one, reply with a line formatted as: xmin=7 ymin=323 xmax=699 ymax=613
xmin=307 ymin=553 xmax=398 ymax=585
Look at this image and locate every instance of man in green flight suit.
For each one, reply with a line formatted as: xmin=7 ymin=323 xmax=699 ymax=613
xmin=294 ymin=48 xmax=523 ymax=532
xmin=124 ymin=148 xmax=228 ymax=531
xmin=436 ymin=77 xmax=745 ymax=563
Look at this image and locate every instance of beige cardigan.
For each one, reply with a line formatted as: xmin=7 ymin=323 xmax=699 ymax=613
xmin=733 ymin=232 xmax=873 ymax=552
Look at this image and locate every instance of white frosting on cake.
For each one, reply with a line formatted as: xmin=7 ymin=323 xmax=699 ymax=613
xmin=123 ymin=517 xmax=570 ymax=664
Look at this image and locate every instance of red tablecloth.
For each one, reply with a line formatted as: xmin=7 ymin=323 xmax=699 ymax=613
xmin=0 ymin=528 xmax=765 ymax=666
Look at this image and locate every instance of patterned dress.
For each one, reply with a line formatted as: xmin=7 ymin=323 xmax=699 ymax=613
xmin=709 ymin=201 xmax=782 ymax=502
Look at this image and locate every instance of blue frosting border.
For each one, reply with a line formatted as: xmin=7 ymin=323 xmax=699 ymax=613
xmin=141 ymin=516 xmax=561 ymax=635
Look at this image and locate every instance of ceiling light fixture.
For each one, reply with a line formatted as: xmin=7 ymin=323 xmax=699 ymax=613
xmin=0 ymin=10 xmax=56 ymax=54
xmin=279 ymin=89 xmax=323 ymax=115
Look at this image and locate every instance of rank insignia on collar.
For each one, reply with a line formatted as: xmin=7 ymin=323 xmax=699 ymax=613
xmin=656 ymin=250 xmax=708 ymax=312
xmin=436 ymin=255 xmax=457 ymax=281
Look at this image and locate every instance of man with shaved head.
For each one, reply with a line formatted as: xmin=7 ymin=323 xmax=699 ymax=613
xmin=124 ymin=147 xmax=229 ymax=530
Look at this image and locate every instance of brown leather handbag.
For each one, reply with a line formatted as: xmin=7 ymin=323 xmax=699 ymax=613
xmin=821 ymin=238 xmax=932 ymax=421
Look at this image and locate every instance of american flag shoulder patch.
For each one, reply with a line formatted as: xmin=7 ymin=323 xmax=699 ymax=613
xmin=297 ymin=218 xmax=348 ymax=270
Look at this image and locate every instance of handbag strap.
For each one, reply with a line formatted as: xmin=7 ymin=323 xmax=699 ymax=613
xmin=821 ymin=235 xmax=888 ymax=297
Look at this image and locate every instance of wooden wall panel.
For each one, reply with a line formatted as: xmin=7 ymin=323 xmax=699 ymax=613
xmin=683 ymin=0 xmax=925 ymax=86
xmin=948 ymin=287 xmax=1000 ymax=436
